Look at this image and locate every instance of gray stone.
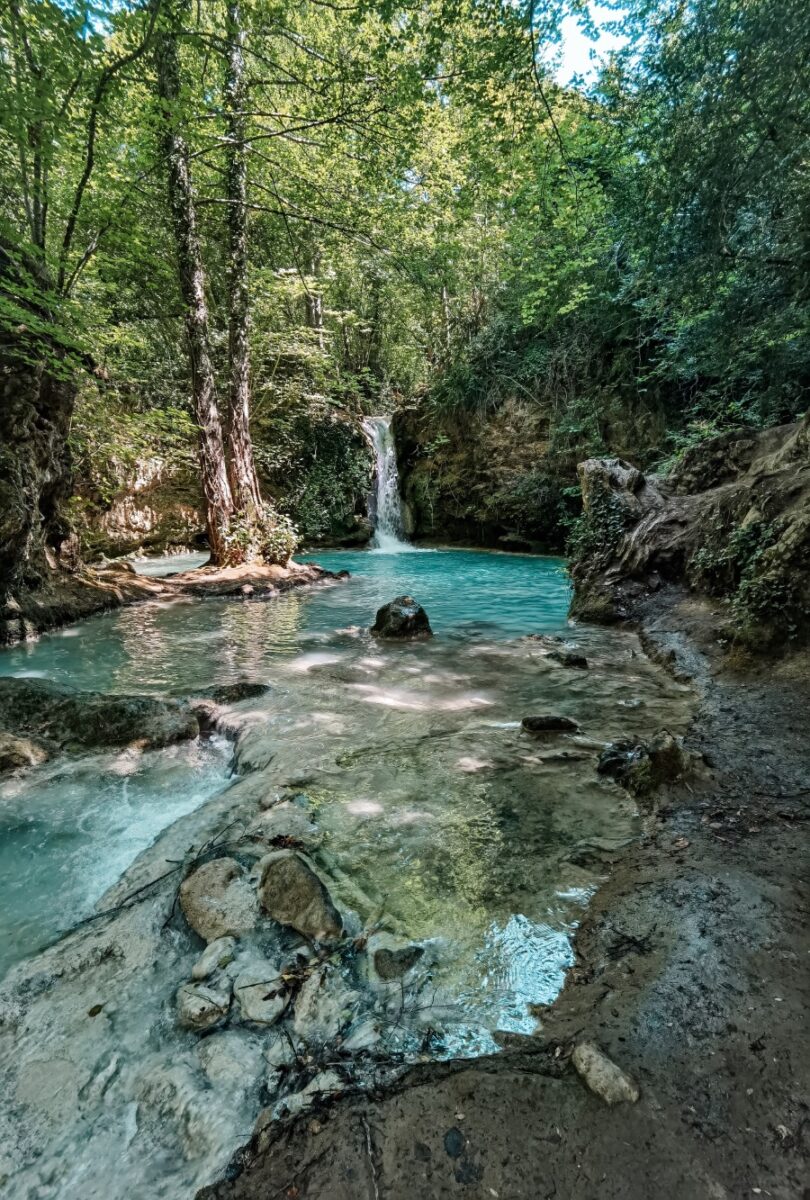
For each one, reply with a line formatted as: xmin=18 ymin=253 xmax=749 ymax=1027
xmin=342 ymin=1017 xmax=382 ymax=1052
xmin=246 ymin=803 xmax=322 ymax=851
xmin=571 ymin=1041 xmax=640 ymax=1104
xmin=293 ymin=966 xmax=359 ymax=1043
xmin=191 ymin=936 xmax=237 ymax=981
xmin=176 ymin=981 xmax=231 ymax=1031
xmin=257 ymin=850 xmax=343 ymax=942
xmin=179 ymin=858 xmax=259 ymax=943
xmin=366 ymin=932 xmax=424 ymax=984
xmin=234 ymin=962 xmax=287 ymax=1025
xmin=197 ymin=1031 xmax=262 ymax=1090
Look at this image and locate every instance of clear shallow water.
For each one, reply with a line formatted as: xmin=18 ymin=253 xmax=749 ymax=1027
xmin=0 ymin=739 xmax=230 ymax=978
xmin=0 ymin=547 xmax=695 ymax=1200
xmin=0 ymin=549 xmax=688 ymax=1032
xmin=0 ymin=549 xmax=571 ymax=693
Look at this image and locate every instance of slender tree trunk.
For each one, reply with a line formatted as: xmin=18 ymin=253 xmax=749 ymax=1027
xmin=155 ymin=12 xmax=233 ymax=563
xmin=224 ymin=0 xmax=262 ymax=515
xmin=440 ymin=283 xmax=452 ymax=355
xmin=305 ymin=251 xmax=325 ymax=351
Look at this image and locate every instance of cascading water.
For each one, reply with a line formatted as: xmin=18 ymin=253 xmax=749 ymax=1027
xmin=362 ymin=415 xmax=411 ymax=552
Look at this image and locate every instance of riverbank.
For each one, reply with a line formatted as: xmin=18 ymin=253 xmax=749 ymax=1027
xmin=199 ymin=585 xmax=810 ymax=1200
xmin=0 ymin=558 xmax=340 ymax=647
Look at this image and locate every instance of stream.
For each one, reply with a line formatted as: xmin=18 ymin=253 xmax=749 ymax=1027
xmin=0 ymin=535 xmax=694 ymax=1196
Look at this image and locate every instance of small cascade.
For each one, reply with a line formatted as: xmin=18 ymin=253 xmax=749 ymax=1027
xmin=362 ymin=415 xmax=410 ymax=552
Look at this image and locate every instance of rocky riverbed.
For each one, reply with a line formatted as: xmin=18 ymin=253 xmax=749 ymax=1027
xmin=0 ymin=581 xmax=696 ymax=1199
xmin=199 ymin=590 xmax=810 ymax=1200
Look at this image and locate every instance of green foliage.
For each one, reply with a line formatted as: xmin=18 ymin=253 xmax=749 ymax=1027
xmin=223 ymin=503 xmax=298 ymax=567
xmin=485 ymin=469 xmax=578 ymax=547
xmin=566 ymin=492 xmax=633 ymax=565
xmin=252 ymin=391 xmax=372 ymax=543
xmin=691 ymin=519 xmax=779 ymax=597
xmin=69 ymin=390 xmax=197 ymax=506
xmin=3 ymin=0 xmax=808 ymax=568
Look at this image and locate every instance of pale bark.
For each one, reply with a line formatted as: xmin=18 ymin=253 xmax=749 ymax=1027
xmin=156 ymin=14 xmax=233 ymax=563
xmin=305 ymin=251 xmax=325 ymax=351
xmin=224 ymin=0 xmax=262 ymax=515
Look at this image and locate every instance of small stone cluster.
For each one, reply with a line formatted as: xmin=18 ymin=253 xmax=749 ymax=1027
xmin=171 ymin=790 xmax=428 ymax=1119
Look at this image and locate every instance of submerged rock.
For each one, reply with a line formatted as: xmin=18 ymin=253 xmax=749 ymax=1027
xmin=234 ymin=962 xmax=287 ymax=1025
xmin=371 ymin=595 xmax=432 ymax=640
xmin=549 ymin=649 xmax=589 ymax=669
xmin=257 ymin=850 xmax=343 ymax=942
xmin=0 ymin=677 xmax=198 ymax=752
xmin=366 ymin=932 xmax=424 ymax=984
xmin=0 ymin=731 xmax=48 ymax=773
xmin=191 ymin=936 xmax=237 ymax=981
xmin=179 ymin=858 xmax=259 ymax=942
xmin=522 ymin=715 xmax=580 ymax=734
xmin=206 ymin=681 xmax=269 ymax=705
xmin=571 ymin=1041 xmax=640 ymax=1105
xmin=246 ymin=802 xmax=322 ymax=852
xmin=176 ymin=980 xmax=231 ymax=1031
xmin=197 ymin=1031 xmax=263 ymax=1091
xmin=293 ymin=965 xmax=359 ymax=1044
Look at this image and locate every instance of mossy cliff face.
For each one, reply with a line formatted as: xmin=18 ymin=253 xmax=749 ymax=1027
xmin=393 ymin=391 xmax=667 ymax=552
xmin=394 ymin=400 xmax=573 ymax=551
xmin=569 ymin=415 xmax=810 ymax=648
xmin=71 ymin=394 xmax=375 ymax=558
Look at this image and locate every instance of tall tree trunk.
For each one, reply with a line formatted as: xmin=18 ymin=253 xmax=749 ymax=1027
xmin=155 ymin=11 xmax=233 ymax=563
xmin=305 ymin=251 xmax=325 ymax=351
xmin=224 ymin=0 xmax=262 ymax=515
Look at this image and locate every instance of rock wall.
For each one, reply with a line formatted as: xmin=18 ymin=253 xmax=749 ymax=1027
xmin=75 ymin=455 xmax=205 ymax=559
xmin=569 ymin=415 xmax=810 ymax=647
xmin=394 ymin=392 xmax=667 ymax=552
xmin=394 ymin=399 xmax=569 ymax=551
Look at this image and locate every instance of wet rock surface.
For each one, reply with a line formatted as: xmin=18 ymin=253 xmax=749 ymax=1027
xmin=522 ymin=714 xmax=580 ymax=733
xmin=179 ymin=858 xmax=260 ymax=942
xmin=0 ymin=676 xmax=199 ymax=752
xmin=0 ymin=730 xmax=48 ymax=773
xmin=191 ymin=937 xmax=237 ymax=981
xmin=597 ymin=729 xmax=691 ymax=796
xmin=233 ymin=962 xmax=287 ymax=1026
xmin=371 ymin=595 xmax=433 ymax=639
xmin=197 ymin=595 xmax=810 ymax=1200
xmin=176 ymin=980 xmax=232 ymax=1031
xmin=257 ymin=850 xmax=343 ymax=942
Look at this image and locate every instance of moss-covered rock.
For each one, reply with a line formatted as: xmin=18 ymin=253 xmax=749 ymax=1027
xmin=569 ymin=416 xmax=810 ymax=648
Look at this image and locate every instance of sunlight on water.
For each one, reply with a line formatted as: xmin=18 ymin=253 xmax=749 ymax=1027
xmin=0 ymin=550 xmax=689 ymax=1042
xmin=0 ymin=547 xmax=696 ymax=1200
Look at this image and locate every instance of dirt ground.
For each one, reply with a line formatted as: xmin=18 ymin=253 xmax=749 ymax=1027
xmin=200 ymin=589 xmax=810 ymax=1200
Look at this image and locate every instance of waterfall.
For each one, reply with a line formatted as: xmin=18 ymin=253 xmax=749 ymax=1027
xmin=362 ymin=415 xmax=410 ymax=552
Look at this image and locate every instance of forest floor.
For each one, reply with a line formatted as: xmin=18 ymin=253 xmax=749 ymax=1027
xmin=200 ymin=588 xmax=810 ymax=1200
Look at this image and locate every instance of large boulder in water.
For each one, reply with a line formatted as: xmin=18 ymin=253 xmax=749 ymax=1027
xmin=371 ymin=595 xmax=432 ymax=640
xmin=0 ymin=677 xmax=198 ymax=752
xmin=257 ymin=849 xmax=343 ymax=942
xmin=179 ymin=857 xmax=260 ymax=942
